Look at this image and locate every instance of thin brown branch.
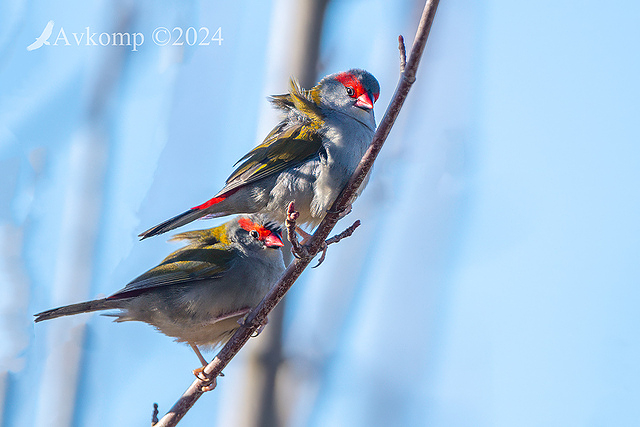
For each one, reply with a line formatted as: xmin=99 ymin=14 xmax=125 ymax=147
xmin=325 ymin=220 xmax=361 ymax=246
xmin=154 ymin=1 xmax=440 ymax=425
xmin=398 ymin=35 xmax=407 ymax=73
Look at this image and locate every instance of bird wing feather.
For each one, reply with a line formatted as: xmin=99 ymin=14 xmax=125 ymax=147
xmin=109 ymin=245 xmax=236 ymax=299
xmin=216 ymin=77 xmax=325 ymax=196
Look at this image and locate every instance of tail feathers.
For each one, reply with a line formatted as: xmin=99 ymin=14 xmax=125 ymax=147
xmin=34 ymin=298 xmax=122 ymax=323
xmin=138 ymin=208 xmax=209 ymax=240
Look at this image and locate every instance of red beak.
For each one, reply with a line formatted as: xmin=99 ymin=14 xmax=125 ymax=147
xmin=265 ymin=232 xmax=284 ymax=248
xmin=355 ymin=92 xmax=374 ymax=110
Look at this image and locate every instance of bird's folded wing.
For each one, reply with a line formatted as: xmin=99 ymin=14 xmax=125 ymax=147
xmin=219 ymin=123 xmax=323 ymax=195
xmin=216 ymin=77 xmax=325 ymax=196
xmin=109 ymin=246 xmax=236 ymax=299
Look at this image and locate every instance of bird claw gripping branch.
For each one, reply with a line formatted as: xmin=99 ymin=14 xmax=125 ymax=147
xmin=286 ymin=201 xmax=361 ymax=267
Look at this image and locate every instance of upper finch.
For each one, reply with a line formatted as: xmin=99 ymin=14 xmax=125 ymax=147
xmin=35 ymin=215 xmax=285 ymax=362
xmin=139 ymin=68 xmax=380 ymax=240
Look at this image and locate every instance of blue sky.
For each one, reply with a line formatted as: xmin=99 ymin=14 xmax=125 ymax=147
xmin=1 ymin=0 xmax=639 ymax=426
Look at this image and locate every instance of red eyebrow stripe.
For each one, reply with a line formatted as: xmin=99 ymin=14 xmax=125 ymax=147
xmin=237 ymin=217 xmax=271 ymax=240
xmin=335 ymin=72 xmax=365 ymax=98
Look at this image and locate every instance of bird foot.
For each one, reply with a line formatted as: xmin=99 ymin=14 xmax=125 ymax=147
xmin=293 ymin=226 xmax=327 ymax=266
xmin=312 ymin=242 xmax=329 ymax=268
xmin=201 ymin=381 xmax=217 ymax=392
xmin=337 ymin=203 xmax=353 ymax=219
xmin=326 ymin=203 xmax=352 ymax=219
xmin=237 ymin=314 xmax=269 ymax=337
xmin=192 ymin=366 xmax=221 ymax=391
xmin=193 ymin=366 xmax=208 ymax=381
xmin=252 ymin=316 xmax=269 ymax=337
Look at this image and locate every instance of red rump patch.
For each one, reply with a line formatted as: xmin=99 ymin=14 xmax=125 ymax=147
xmin=191 ymin=188 xmax=240 ymax=211
xmin=335 ymin=72 xmax=379 ymax=102
xmin=237 ymin=217 xmax=272 ymax=241
xmin=193 ymin=196 xmax=226 ymax=210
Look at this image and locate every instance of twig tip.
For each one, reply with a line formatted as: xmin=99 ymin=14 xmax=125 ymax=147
xmin=152 ymin=403 xmax=159 ymax=426
xmin=398 ymin=35 xmax=407 ymax=72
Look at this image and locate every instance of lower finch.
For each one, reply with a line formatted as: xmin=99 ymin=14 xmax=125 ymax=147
xmin=35 ymin=215 xmax=285 ymax=368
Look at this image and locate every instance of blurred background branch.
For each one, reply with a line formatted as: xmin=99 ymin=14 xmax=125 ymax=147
xmin=238 ymin=3 xmax=329 ymax=427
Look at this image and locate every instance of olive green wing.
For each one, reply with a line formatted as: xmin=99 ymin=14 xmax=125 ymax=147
xmin=108 ymin=243 xmax=236 ymax=300
xmin=216 ymin=77 xmax=325 ymax=196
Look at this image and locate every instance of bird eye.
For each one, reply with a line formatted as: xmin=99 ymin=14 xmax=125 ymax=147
xmin=346 ymin=87 xmax=355 ymax=97
xmin=250 ymin=230 xmax=259 ymax=239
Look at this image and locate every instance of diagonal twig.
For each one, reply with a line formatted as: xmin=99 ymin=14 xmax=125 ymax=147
xmin=154 ymin=1 xmax=440 ymax=425
xmin=325 ymin=220 xmax=360 ymax=246
xmin=313 ymin=219 xmax=361 ymax=267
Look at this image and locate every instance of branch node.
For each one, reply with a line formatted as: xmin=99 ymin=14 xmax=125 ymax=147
xmin=402 ymin=73 xmax=417 ymax=84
